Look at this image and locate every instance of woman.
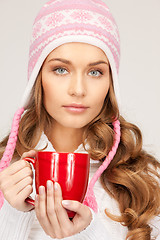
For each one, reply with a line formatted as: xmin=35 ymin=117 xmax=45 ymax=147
xmin=0 ymin=0 xmax=160 ymax=239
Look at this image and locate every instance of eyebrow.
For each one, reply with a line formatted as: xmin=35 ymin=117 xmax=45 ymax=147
xmin=48 ymin=58 xmax=109 ymax=66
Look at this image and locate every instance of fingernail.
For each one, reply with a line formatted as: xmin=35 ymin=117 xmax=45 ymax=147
xmin=47 ymin=180 xmax=53 ymax=190
xmin=54 ymin=182 xmax=59 ymax=191
xmin=39 ymin=186 xmax=45 ymax=195
xmin=62 ymin=200 xmax=70 ymax=206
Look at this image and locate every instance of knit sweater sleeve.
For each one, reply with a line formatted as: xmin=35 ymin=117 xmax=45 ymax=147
xmin=36 ymin=208 xmax=112 ymax=240
xmin=70 ymin=208 xmax=112 ymax=240
xmin=0 ymin=198 xmax=35 ymax=240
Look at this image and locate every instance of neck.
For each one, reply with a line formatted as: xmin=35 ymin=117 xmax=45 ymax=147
xmin=45 ymin=122 xmax=85 ymax=152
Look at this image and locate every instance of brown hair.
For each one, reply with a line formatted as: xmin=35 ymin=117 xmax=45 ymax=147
xmin=0 ymin=71 xmax=160 ymax=239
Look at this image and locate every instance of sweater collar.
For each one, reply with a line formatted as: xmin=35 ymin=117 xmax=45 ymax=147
xmin=35 ymin=131 xmax=100 ymax=164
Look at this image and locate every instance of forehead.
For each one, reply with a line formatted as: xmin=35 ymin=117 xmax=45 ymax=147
xmin=46 ymin=42 xmax=108 ymax=62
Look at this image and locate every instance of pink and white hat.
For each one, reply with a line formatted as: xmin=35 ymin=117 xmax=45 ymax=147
xmin=23 ymin=0 xmax=121 ymax=108
xmin=0 ymin=0 xmax=121 ymax=211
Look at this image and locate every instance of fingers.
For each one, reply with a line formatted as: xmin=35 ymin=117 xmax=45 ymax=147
xmin=35 ymin=186 xmax=54 ymax=235
xmin=53 ymin=182 xmax=72 ymax=229
xmin=21 ymin=150 xmax=36 ymax=169
xmin=35 ymin=185 xmax=58 ymax=239
xmin=46 ymin=181 xmax=62 ymax=236
xmin=11 ymin=165 xmax=33 ymax=185
xmin=46 ymin=181 xmax=56 ymax=220
xmin=16 ymin=184 xmax=33 ymax=201
xmin=35 ymin=182 xmax=92 ymax=239
xmin=8 ymin=185 xmax=33 ymax=210
xmin=0 ymin=150 xmax=36 ymax=212
xmin=21 ymin=150 xmax=37 ymax=160
xmin=35 ymin=182 xmax=73 ymax=239
xmin=12 ymin=174 xmax=33 ymax=195
xmin=0 ymin=150 xmax=36 ymax=177
xmin=0 ymin=159 xmax=31 ymax=177
xmin=2 ymin=173 xmax=33 ymax=205
xmin=0 ymin=164 xmax=33 ymax=192
xmin=37 ymin=186 xmax=48 ymax=222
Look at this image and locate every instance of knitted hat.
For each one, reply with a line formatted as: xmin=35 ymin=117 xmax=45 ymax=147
xmin=0 ymin=0 xmax=121 ymax=212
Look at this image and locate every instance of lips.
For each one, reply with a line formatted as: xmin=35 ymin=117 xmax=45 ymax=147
xmin=62 ymin=103 xmax=89 ymax=113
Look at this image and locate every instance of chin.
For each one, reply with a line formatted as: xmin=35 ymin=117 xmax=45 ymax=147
xmin=51 ymin=116 xmax=93 ymax=130
xmin=58 ymin=118 xmax=90 ymax=129
xmin=63 ymin=122 xmax=87 ymax=129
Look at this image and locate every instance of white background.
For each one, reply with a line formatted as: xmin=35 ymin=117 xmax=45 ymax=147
xmin=0 ymin=0 xmax=160 ymax=159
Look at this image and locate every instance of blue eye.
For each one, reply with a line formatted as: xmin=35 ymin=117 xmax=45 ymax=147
xmin=54 ymin=67 xmax=68 ymax=75
xmin=89 ymin=70 xmax=103 ymax=77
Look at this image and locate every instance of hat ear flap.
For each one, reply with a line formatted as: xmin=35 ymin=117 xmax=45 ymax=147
xmin=0 ymin=107 xmax=24 ymax=209
xmin=83 ymin=119 xmax=121 ymax=212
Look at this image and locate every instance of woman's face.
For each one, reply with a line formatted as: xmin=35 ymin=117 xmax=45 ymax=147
xmin=41 ymin=42 xmax=110 ymax=130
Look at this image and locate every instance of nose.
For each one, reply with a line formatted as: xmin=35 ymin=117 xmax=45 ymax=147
xmin=68 ymin=72 xmax=87 ymax=97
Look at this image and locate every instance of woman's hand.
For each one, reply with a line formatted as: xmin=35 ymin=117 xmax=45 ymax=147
xmin=0 ymin=150 xmax=36 ymax=212
xmin=35 ymin=180 xmax=92 ymax=239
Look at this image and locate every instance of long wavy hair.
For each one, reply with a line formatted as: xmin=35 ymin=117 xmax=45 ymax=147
xmin=0 ymin=69 xmax=160 ymax=239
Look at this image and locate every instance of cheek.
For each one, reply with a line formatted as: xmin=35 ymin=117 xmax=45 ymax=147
xmin=42 ymin=77 xmax=56 ymax=109
xmin=92 ymin=83 xmax=109 ymax=109
xmin=42 ymin=82 xmax=50 ymax=106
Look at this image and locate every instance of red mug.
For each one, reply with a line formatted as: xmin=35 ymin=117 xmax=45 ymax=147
xmin=24 ymin=151 xmax=90 ymax=218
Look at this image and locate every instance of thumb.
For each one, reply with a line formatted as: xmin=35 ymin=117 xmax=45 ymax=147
xmin=62 ymin=200 xmax=93 ymax=229
xmin=62 ymin=200 xmax=89 ymax=216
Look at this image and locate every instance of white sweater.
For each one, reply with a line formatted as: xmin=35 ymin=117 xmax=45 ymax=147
xmin=0 ymin=133 xmax=159 ymax=240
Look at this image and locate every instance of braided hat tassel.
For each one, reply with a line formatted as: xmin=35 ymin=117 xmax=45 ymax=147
xmin=83 ymin=119 xmax=121 ymax=212
xmin=0 ymin=108 xmax=24 ymax=209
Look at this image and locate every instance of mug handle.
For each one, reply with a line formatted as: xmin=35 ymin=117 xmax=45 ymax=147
xmin=24 ymin=157 xmax=36 ymax=206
